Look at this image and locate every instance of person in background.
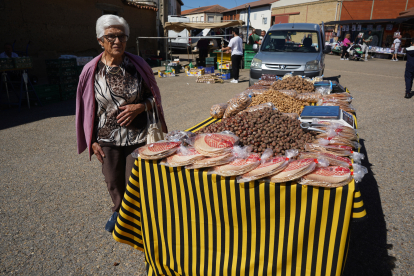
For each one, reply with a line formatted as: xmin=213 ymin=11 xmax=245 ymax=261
xmin=221 ymin=28 xmax=243 ymax=84
xmin=363 ymin=30 xmax=373 ymax=61
xmin=249 ymin=28 xmax=260 ymax=45
xmin=340 ymin=33 xmax=352 ymax=60
xmin=259 ymin=30 xmax=266 ymax=45
xmin=0 ymin=43 xmax=19 ymax=58
xmin=76 ymin=15 xmax=168 ymax=233
xmin=404 ymin=41 xmax=414 ymax=98
xmin=392 ymin=35 xmax=402 ymax=61
xmin=197 ymin=38 xmax=210 ymax=64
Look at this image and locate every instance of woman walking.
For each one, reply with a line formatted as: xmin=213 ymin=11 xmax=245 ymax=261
xmin=340 ymin=34 xmax=352 ymax=60
xmin=76 ymin=15 xmax=168 ymax=232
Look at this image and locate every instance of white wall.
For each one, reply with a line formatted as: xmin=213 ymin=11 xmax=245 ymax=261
xmin=272 ymin=0 xmax=319 ymax=8
xmin=239 ymin=6 xmax=272 ymax=31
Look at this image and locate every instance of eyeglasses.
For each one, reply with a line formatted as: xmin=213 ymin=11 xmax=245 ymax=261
xmin=102 ymin=34 xmax=129 ymax=43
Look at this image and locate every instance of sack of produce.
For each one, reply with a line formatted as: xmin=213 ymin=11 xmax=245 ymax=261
xmin=243 ymin=88 xmax=268 ymax=96
xmin=271 ymin=75 xmax=315 ymax=93
xmin=268 ymin=157 xmax=329 ymax=183
xmin=296 ymin=92 xmax=322 ymax=103
xmin=240 ymin=102 xmax=276 ymax=114
xmin=160 ymin=146 xmax=205 ymax=167
xmin=298 ymin=152 xmax=353 ymax=167
xmin=278 ymin=90 xmax=297 ymax=97
xmin=298 ymin=164 xmax=368 ymax=187
xmin=134 ymin=141 xmax=181 ymax=160
xmin=194 ymin=132 xmax=239 ymax=156
xmin=255 ymin=80 xmax=275 ymax=86
xmin=261 ymin=74 xmax=277 ymax=81
xmin=210 ymin=103 xmax=228 ymax=119
xmin=312 ymin=76 xmax=323 ymax=83
xmin=315 ymin=86 xmax=331 ymax=95
xmin=209 ymin=146 xmax=261 ymax=176
xmin=237 ymin=149 xmax=297 ymax=183
xmin=185 ymin=153 xmax=234 ymax=169
xmin=283 ymin=73 xmax=293 ymax=79
xmin=282 ymin=113 xmax=299 ymax=120
xmin=223 ymin=92 xmax=253 ymax=118
xmin=250 ymin=89 xmax=309 ymax=114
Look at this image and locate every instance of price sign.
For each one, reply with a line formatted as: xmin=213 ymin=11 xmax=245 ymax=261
xmin=342 ymin=110 xmax=355 ymax=128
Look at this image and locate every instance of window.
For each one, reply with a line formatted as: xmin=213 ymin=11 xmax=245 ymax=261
xmin=240 ymin=14 xmax=244 ymax=20
xmin=192 ymin=17 xmax=194 ymax=22
xmin=196 ymin=16 xmax=198 ymax=22
xmin=201 ymin=16 xmax=204 ymax=22
xmin=263 ymin=17 xmax=267 ymax=25
xmin=254 ymin=13 xmax=257 ymax=20
xmin=208 ymin=16 xmax=214 ymax=22
xmin=261 ymin=30 xmax=320 ymax=53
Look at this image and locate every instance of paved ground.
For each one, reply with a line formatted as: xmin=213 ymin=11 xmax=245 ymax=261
xmin=0 ymin=54 xmax=413 ymax=275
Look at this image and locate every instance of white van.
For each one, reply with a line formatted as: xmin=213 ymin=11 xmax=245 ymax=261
xmin=168 ymin=15 xmax=190 ymax=49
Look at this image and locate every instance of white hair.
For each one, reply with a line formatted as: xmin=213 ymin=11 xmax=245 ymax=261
xmin=96 ymin=15 xmax=130 ymax=39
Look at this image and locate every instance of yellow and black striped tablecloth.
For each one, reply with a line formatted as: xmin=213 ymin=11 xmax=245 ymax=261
xmin=113 ymin=116 xmax=366 ymax=276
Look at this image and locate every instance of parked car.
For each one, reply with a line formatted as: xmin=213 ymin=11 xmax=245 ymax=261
xmin=249 ymin=23 xmax=329 ymax=86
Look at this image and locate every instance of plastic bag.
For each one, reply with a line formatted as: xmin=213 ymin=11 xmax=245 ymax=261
xmin=160 ymin=146 xmax=205 ymax=167
xmin=305 ymin=143 xmax=354 ymax=157
xmin=210 ymin=103 xmax=228 ymax=119
xmin=352 ymin=164 xmax=368 ymax=182
xmin=323 ymin=92 xmax=353 ymax=103
xmin=194 ymin=132 xmax=239 ymax=156
xmin=278 ymin=89 xmax=297 ymax=97
xmin=208 ymin=146 xmax=261 ymax=177
xmin=185 ymin=153 xmax=234 ymax=169
xmin=240 ymin=102 xmax=277 ymax=114
xmin=261 ymin=74 xmax=277 ymax=81
xmin=312 ymin=76 xmax=323 ymax=83
xmin=352 ymin=151 xmax=365 ymax=163
xmin=268 ymin=157 xmax=328 ymax=183
xmin=282 ymin=73 xmax=293 ymax=79
xmin=304 ymin=77 xmax=312 ymax=83
xmin=316 ymin=137 xmax=360 ymax=149
xmin=223 ymin=92 xmax=253 ymax=118
xmin=315 ymin=86 xmax=331 ymax=95
xmin=243 ymin=88 xmax=268 ymax=96
xmin=246 ymin=84 xmax=267 ymax=91
xmin=133 ymin=140 xmax=181 ymax=159
xmin=295 ymin=92 xmax=322 ymax=103
xmin=319 ymin=101 xmax=356 ymax=113
xmin=298 ymin=152 xmax=352 ymax=167
xmin=165 ymin=130 xmax=196 ymax=146
xmin=255 ymin=80 xmax=275 ymax=86
xmin=282 ymin=113 xmax=299 ymax=120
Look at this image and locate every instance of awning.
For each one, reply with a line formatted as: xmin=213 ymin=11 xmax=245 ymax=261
xmin=325 ymin=18 xmax=410 ymax=25
xmin=164 ymin=20 xmax=245 ymax=32
xmin=398 ymin=7 xmax=414 ymax=18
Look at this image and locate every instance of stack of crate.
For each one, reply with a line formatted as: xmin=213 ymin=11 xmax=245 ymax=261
xmin=34 ymin=84 xmax=61 ymax=105
xmin=45 ymin=59 xmax=78 ymax=100
xmin=244 ymin=51 xmax=255 ymax=69
xmin=0 ymin=58 xmax=14 ymax=70
xmin=13 ymin=57 xmax=33 ymax=69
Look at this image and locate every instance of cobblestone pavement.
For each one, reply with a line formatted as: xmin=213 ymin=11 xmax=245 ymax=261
xmin=0 ymin=55 xmax=412 ymax=275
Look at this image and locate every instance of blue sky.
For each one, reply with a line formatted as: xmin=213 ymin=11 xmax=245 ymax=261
xmin=182 ymin=0 xmax=253 ymax=10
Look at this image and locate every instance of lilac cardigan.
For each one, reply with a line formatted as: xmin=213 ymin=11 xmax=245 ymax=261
xmin=76 ymin=52 xmax=168 ymax=159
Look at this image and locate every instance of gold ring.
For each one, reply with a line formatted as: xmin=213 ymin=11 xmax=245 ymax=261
xmin=126 ymin=118 xmax=129 ymax=121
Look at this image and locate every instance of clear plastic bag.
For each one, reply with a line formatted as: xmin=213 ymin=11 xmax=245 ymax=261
xmin=283 ymin=73 xmax=293 ymax=79
xmin=133 ymin=141 xmax=181 ymax=159
xmin=160 ymin=146 xmax=205 ymax=167
xmin=268 ymin=157 xmax=328 ymax=183
xmin=255 ymin=80 xmax=275 ymax=86
xmin=165 ymin=130 xmax=196 ymax=146
xmin=298 ymin=152 xmax=352 ymax=167
xmin=185 ymin=153 xmax=234 ymax=169
xmin=261 ymin=74 xmax=277 ymax=81
xmin=240 ymin=102 xmax=276 ymax=114
xmin=296 ymin=92 xmax=322 ymax=103
xmin=315 ymin=86 xmax=331 ymax=95
xmin=282 ymin=113 xmax=299 ymax=119
xmin=312 ymin=76 xmax=323 ymax=83
xmin=319 ymin=101 xmax=356 ymax=113
xmin=316 ymin=137 xmax=360 ymax=149
xmin=303 ymin=77 xmax=312 ymax=83
xmin=210 ymin=103 xmax=228 ymax=119
xmin=278 ymin=89 xmax=297 ymax=97
xmin=352 ymin=164 xmax=368 ymax=183
xmin=194 ymin=132 xmax=239 ymax=156
xmin=243 ymin=88 xmax=268 ymax=96
xmin=323 ymin=92 xmax=353 ymax=103
xmin=305 ymin=143 xmax=354 ymax=157
xmin=223 ymin=92 xmax=253 ymax=118
xmin=208 ymin=146 xmax=261 ymax=177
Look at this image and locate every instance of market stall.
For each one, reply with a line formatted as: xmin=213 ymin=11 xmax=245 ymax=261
xmin=112 ymin=75 xmax=367 ymax=275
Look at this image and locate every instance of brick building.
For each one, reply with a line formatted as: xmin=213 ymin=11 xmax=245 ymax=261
xmin=339 ymin=0 xmax=414 ymax=21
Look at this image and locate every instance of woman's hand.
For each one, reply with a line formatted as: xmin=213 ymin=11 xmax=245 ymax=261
xmin=92 ymin=142 xmax=105 ymax=164
xmin=117 ymin=103 xmax=145 ymax=127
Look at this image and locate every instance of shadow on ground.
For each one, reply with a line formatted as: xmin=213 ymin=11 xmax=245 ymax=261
xmin=343 ymin=139 xmax=395 ymax=276
xmin=0 ymin=99 xmax=76 ymax=130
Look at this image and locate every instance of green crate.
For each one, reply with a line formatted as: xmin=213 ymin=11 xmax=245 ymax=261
xmin=34 ymin=84 xmax=60 ymax=97
xmin=244 ymin=63 xmax=251 ymax=69
xmin=13 ymin=57 xmax=33 ymax=69
xmin=205 ymin=57 xmax=217 ymax=63
xmin=48 ymin=75 xmax=78 ymax=85
xmin=0 ymin=58 xmax=14 ymax=70
xmin=244 ymin=51 xmax=256 ymax=60
xmin=245 ymin=44 xmax=253 ymax=51
xmin=45 ymin=59 xmax=76 ymax=69
xmin=47 ymin=67 xmax=77 ymax=77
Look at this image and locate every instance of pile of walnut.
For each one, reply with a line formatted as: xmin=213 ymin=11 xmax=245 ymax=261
xmin=197 ymin=108 xmax=316 ymax=155
xmin=249 ymin=89 xmax=309 ymax=114
xmin=271 ymin=75 xmax=315 ymax=93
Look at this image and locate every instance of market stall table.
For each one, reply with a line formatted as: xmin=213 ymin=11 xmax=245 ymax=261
xmin=113 ymin=115 xmax=367 ymax=276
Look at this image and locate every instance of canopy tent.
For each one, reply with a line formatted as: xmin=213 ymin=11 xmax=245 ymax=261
xmin=164 ymin=20 xmax=245 ymax=32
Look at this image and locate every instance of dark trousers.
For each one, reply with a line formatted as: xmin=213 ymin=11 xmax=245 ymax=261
xmin=231 ymin=54 xmax=243 ymax=80
xmin=341 ymin=45 xmax=349 ymax=58
xmin=100 ymin=143 xmax=143 ymax=212
xmin=405 ymin=70 xmax=414 ymax=94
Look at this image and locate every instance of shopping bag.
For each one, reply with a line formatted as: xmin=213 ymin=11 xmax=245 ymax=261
xmin=146 ymin=99 xmax=164 ymax=144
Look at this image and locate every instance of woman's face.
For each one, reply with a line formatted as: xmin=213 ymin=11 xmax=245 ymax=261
xmin=98 ymin=26 xmax=127 ymax=57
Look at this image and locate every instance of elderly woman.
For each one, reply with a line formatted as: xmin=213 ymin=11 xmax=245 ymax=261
xmin=76 ymin=15 xmax=168 ymax=232
xmin=340 ymin=33 xmax=352 ymax=60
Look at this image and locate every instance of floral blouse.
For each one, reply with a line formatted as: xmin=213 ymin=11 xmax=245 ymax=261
xmin=94 ymin=56 xmax=153 ymax=146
